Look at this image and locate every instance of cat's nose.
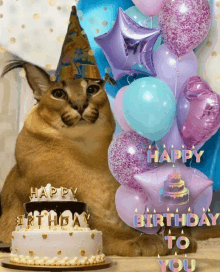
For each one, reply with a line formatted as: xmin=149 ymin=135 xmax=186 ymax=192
xmin=71 ymin=101 xmax=88 ymax=115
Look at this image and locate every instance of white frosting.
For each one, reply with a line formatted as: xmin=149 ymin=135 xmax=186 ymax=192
xmin=10 ymin=230 xmax=104 ymax=266
xmin=30 ymin=184 xmax=77 ymax=202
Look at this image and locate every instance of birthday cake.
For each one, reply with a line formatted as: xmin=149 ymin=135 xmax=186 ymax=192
xmin=159 ymin=174 xmax=189 ymax=205
xmin=9 ymin=184 xmax=105 ymax=266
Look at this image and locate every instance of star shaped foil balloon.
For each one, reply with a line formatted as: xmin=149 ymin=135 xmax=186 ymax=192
xmin=134 ymin=163 xmax=213 ymax=217
xmin=94 ymin=8 xmax=161 ymax=81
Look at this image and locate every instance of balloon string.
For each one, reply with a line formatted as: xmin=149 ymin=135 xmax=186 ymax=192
xmin=127 ymin=75 xmax=134 ymax=85
xmin=150 ymin=16 xmax=153 ymax=28
xmin=143 ymin=17 xmax=150 ymax=27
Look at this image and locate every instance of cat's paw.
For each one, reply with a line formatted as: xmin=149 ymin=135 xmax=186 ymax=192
xmin=167 ymin=235 xmax=197 ymax=255
xmin=134 ymin=234 xmax=168 ymax=256
xmin=83 ymin=107 xmax=99 ymax=124
xmin=61 ymin=112 xmax=79 ymax=127
xmin=107 ymin=234 xmax=168 ymax=257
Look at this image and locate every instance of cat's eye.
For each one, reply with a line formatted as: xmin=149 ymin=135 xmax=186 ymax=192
xmin=52 ymin=89 xmax=67 ymax=100
xmin=86 ymin=85 xmax=100 ymax=95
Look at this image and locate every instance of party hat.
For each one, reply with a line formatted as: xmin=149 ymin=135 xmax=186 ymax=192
xmin=55 ymin=6 xmax=101 ymax=81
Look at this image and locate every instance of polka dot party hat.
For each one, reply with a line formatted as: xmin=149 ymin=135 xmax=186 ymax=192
xmin=55 ymin=6 xmax=101 ymax=81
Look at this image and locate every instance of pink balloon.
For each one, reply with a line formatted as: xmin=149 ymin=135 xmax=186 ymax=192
xmin=177 ymin=76 xmax=220 ymax=148
xmin=158 ymin=0 xmax=211 ymax=57
xmin=161 ymin=118 xmax=203 ymax=153
xmin=115 ymin=185 xmax=159 ymax=234
xmin=114 ymin=86 xmax=133 ymax=132
xmin=154 ymin=45 xmax=198 ymax=99
xmin=132 ymin=0 xmax=167 ymax=16
xmin=108 ymin=131 xmax=157 ymax=192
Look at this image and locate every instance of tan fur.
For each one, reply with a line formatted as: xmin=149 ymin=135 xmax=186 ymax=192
xmin=0 ymin=61 xmax=197 ymax=256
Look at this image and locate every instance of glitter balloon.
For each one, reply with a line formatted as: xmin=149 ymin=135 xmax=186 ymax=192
xmin=158 ymin=0 xmax=211 ymax=57
xmin=108 ymin=131 xmax=157 ymax=192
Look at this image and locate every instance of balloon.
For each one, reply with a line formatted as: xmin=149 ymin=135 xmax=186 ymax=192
xmin=154 ymin=45 xmax=198 ymax=99
xmin=125 ymin=6 xmax=162 ymax=50
xmin=161 ymin=119 xmax=203 ymax=153
xmin=177 ymin=76 xmax=220 ymax=148
xmin=195 ymin=0 xmax=220 ymax=95
xmin=158 ymin=0 xmax=211 ymax=57
xmin=123 ymin=77 xmax=176 ymax=141
xmin=95 ymin=8 xmax=161 ymax=80
xmin=188 ymin=128 xmax=220 ymax=192
xmin=108 ymin=131 xmax=157 ymax=192
xmin=77 ymin=0 xmax=134 ymax=52
xmin=115 ymin=185 xmax=159 ymax=234
xmin=161 ymin=119 xmax=185 ymax=153
xmin=134 ymin=163 xmax=213 ymax=216
xmin=77 ymin=0 xmax=135 ymax=97
xmin=131 ymin=0 xmax=167 ymax=16
xmin=189 ymin=168 xmax=213 ymax=218
xmin=107 ymin=94 xmax=123 ymax=137
xmin=124 ymin=6 xmax=162 ymax=75
xmin=114 ymin=86 xmax=133 ymax=132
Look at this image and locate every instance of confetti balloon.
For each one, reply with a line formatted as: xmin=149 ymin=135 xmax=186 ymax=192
xmin=158 ymin=0 xmax=211 ymax=57
xmin=108 ymin=131 xmax=157 ymax=192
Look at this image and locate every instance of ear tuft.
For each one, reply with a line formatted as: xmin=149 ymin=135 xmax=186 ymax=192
xmin=1 ymin=59 xmax=51 ymax=100
xmin=104 ymin=73 xmax=117 ymax=86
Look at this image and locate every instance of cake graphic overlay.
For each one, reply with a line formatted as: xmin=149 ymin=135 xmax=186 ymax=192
xmin=159 ymin=173 xmax=190 ymax=205
xmin=9 ymin=184 xmax=105 ymax=267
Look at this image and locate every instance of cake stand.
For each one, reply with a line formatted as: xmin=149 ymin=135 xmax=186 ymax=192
xmin=1 ymin=258 xmax=112 ymax=271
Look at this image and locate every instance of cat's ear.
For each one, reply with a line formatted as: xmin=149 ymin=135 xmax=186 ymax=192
xmin=1 ymin=59 xmax=51 ymax=101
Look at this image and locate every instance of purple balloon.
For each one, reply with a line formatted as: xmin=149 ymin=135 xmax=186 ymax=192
xmin=177 ymin=76 xmax=220 ymax=148
xmin=154 ymin=44 xmax=198 ymax=99
xmin=158 ymin=0 xmax=211 ymax=57
xmin=189 ymin=168 xmax=213 ymax=218
xmin=134 ymin=162 xmax=213 ymax=216
xmin=95 ymin=8 xmax=161 ymax=80
xmin=115 ymin=185 xmax=159 ymax=234
xmin=161 ymin=118 xmax=185 ymax=153
xmin=108 ymin=131 xmax=157 ymax=192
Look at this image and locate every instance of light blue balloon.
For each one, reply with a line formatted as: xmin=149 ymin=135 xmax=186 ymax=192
xmin=123 ymin=78 xmax=176 ymax=141
xmin=125 ymin=6 xmax=162 ymax=74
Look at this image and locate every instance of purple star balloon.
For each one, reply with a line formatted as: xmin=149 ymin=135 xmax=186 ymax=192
xmin=94 ymin=8 xmax=161 ymax=80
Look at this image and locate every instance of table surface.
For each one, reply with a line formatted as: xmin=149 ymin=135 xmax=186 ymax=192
xmin=0 ymin=239 xmax=220 ymax=272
